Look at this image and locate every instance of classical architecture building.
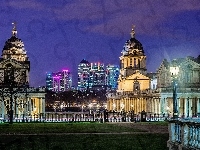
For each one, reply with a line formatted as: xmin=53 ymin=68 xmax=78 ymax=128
xmin=107 ymin=26 xmax=200 ymax=119
xmin=158 ymin=56 xmax=200 ymax=117
xmin=107 ymin=26 xmax=159 ymax=114
xmin=0 ymin=23 xmax=46 ymax=120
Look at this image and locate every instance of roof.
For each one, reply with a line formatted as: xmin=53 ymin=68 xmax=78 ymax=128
xmin=80 ymin=59 xmax=90 ymax=64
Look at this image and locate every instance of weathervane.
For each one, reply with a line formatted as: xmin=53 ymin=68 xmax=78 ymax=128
xmin=12 ymin=21 xmax=17 ymax=36
xmin=130 ymin=24 xmax=136 ymax=38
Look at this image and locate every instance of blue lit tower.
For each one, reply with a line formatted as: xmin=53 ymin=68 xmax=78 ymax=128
xmin=106 ymin=65 xmax=119 ymax=90
xmin=89 ymin=62 xmax=106 ymax=90
xmin=77 ymin=59 xmax=90 ymax=91
xmin=46 ymin=72 xmax=53 ymax=90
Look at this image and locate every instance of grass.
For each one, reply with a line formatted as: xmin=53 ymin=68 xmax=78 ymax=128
xmin=0 ymin=122 xmax=145 ymax=134
xmin=0 ymin=122 xmax=169 ymax=150
xmin=0 ymin=134 xmax=169 ymax=150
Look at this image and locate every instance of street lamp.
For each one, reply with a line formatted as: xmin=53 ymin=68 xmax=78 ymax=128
xmin=170 ymin=65 xmax=179 ymax=119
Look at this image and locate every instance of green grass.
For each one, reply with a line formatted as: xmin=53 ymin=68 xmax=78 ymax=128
xmin=0 ymin=122 xmax=145 ymax=134
xmin=0 ymin=134 xmax=169 ymax=150
xmin=0 ymin=122 xmax=169 ymax=149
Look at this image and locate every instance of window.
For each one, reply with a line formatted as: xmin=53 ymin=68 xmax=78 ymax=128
xmin=130 ymin=58 xmax=132 ymax=66
xmin=133 ymin=81 xmax=140 ymax=91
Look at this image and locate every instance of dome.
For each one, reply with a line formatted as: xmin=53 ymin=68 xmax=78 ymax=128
xmin=2 ymin=23 xmax=28 ymax=61
xmin=3 ymin=36 xmax=26 ymax=53
xmin=122 ymin=26 xmax=144 ymax=55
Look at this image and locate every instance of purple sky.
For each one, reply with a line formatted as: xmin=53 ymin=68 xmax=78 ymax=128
xmin=0 ymin=0 xmax=200 ymax=87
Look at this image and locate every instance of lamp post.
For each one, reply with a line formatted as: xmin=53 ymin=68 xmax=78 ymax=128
xmin=170 ymin=66 xmax=179 ymax=119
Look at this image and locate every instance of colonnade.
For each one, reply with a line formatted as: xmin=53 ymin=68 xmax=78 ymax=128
xmin=0 ymin=94 xmax=45 ymax=119
xmin=161 ymin=96 xmax=200 ymax=117
xmin=107 ymin=97 xmax=161 ymax=114
xmin=107 ymin=94 xmax=200 ymax=117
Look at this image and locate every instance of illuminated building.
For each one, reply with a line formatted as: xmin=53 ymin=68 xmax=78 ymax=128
xmin=46 ymin=70 xmax=72 ymax=92
xmin=107 ymin=26 xmax=200 ymax=118
xmin=105 ymin=65 xmax=119 ymax=90
xmin=0 ymin=23 xmax=46 ymax=119
xmin=46 ymin=72 xmax=53 ymax=91
xmin=78 ymin=59 xmax=108 ymax=91
xmin=0 ymin=23 xmax=30 ymax=85
xmin=77 ymin=59 xmax=90 ymax=91
xmin=107 ymin=26 xmax=159 ymax=114
xmin=77 ymin=59 xmax=120 ymax=91
xmin=89 ymin=62 xmax=106 ymax=90
xmin=158 ymin=57 xmax=200 ymax=118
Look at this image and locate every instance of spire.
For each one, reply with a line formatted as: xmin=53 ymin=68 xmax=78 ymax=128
xmin=130 ymin=25 xmax=135 ymax=38
xmin=12 ymin=22 xmax=17 ymax=36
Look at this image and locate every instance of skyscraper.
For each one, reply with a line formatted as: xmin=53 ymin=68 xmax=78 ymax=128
xmin=105 ymin=65 xmax=119 ymax=90
xmin=46 ymin=72 xmax=53 ymax=91
xmin=77 ymin=59 xmax=90 ymax=91
xmin=89 ymin=62 xmax=106 ymax=89
xmin=78 ymin=59 xmax=119 ymax=91
xmin=46 ymin=70 xmax=72 ymax=92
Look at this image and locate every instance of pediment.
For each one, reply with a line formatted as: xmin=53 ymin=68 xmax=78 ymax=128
xmin=126 ymin=72 xmax=149 ymax=80
xmin=180 ymin=58 xmax=200 ymax=70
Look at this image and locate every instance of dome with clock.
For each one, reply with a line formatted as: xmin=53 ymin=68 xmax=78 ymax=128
xmin=2 ymin=22 xmax=28 ymax=61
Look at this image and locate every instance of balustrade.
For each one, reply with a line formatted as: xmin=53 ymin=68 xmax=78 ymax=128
xmin=168 ymin=119 xmax=200 ymax=149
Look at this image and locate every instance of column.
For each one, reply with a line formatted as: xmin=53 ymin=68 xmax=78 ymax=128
xmin=162 ymin=97 xmax=166 ymax=114
xmin=177 ymin=97 xmax=180 ymax=117
xmin=1 ymin=100 xmax=4 ymax=118
xmin=158 ymin=98 xmax=161 ymax=115
xmin=184 ymin=98 xmax=187 ymax=117
xmin=189 ymin=97 xmax=192 ymax=117
xmin=137 ymin=98 xmax=139 ymax=113
xmin=197 ymin=98 xmax=200 ymax=115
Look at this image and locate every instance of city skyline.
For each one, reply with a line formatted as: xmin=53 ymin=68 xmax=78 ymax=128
xmin=0 ymin=1 xmax=199 ymax=87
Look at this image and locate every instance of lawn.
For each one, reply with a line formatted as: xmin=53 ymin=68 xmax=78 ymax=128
xmin=0 ymin=122 xmax=169 ymax=150
xmin=0 ymin=122 xmax=145 ymax=134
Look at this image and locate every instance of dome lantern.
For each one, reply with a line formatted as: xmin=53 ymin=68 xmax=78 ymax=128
xmin=12 ymin=22 xmax=17 ymax=37
xmin=130 ymin=25 xmax=135 ymax=38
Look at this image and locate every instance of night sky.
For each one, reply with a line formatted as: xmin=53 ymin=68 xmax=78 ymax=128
xmin=0 ymin=0 xmax=200 ymax=87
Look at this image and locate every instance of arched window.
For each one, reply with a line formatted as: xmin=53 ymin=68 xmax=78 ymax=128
xmin=130 ymin=58 xmax=132 ymax=66
xmin=134 ymin=58 xmax=136 ymax=68
xmin=138 ymin=59 xmax=140 ymax=68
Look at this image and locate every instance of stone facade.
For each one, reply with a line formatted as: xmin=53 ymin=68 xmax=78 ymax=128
xmin=107 ymin=26 xmax=159 ymax=114
xmin=0 ymin=23 xmax=46 ymax=120
xmin=107 ymin=26 xmax=200 ymax=118
xmin=158 ymin=57 xmax=200 ymax=117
